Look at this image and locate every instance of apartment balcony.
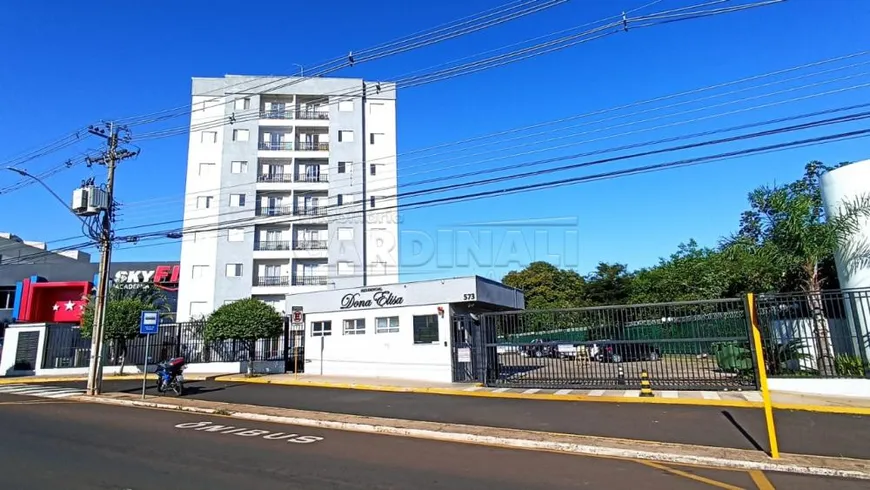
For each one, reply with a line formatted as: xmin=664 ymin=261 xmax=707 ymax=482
xmin=257 ymin=174 xmax=293 ymax=183
xmin=255 ymin=240 xmax=292 ymax=251
xmin=260 ymin=109 xmax=294 ymax=120
xmin=293 ymin=207 xmax=327 ymax=217
xmin=255 ymin=276 xmax=290 ymax=287
xmin=293 ymin=239 xmax=328 ymax=250
xmin=296 ymin=142 xmax=329 ymax=152
xmin=295 ymin=174 xmax=328 ymax=183
xmin=293 ymin=275 xmax=328 ymax=286
xmin=259 ymin=142 xmax=294 ymax=151
xmin=296 ymin=110 xmax=329 ymax=120
xmin=255 ymin=205 xmax=294 ymax=217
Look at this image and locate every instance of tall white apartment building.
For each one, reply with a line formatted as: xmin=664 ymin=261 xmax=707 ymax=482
xmin=176 ymin=75 xmax=399 ymax=321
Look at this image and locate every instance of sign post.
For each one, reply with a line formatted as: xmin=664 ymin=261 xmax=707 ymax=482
xmin=291 ymin=306 xmax=303 ymax=379
xmin=139 ymin=310 xmax=160 ymax=399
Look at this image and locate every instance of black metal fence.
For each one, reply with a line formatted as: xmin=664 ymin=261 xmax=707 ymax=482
xmin=754 ymin=289 xmax=870 ymax=379
xmin=480 ymin=298 xmax=756 ymax=391
xmin=40 ymin=322 xmax=304 ymax=370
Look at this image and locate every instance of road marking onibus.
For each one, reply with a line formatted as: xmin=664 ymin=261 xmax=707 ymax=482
xmin=175 ymin=421 xmax=324 ymax=444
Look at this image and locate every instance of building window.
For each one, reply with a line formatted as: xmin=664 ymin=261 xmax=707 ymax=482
xmin=337 ymin=227 xmax=353 ymax=241
xmin=370 ymin=164 xmax=376 ymax=176
xmin=337 ymin=261 xmax=354 ymax=275
xmin=312 ymin=321 xmax=332 ymax=337
xmin=196 ymin=196 xmax=213 ymax=209
xmin=370 ymin=133 xmax=384 ymax=145
xmin=198 ymin=162 xmax=215 ymax=176
xmin=338 ymin=130 xmax=354 ymax=142
xmin=191 ymin=265 xmax=209 ymax=279
xmin=201 ymin=131 xmax=217 ymax=143
xmin=369 ymin=196 xmax=376 ymax=208
xmin=231 ymin=160 xmax=248 ymax=173
xmin=227 ymin=228 xmax=245 ymax=242
xmin=343 ymin=318 xmax=365 ymax=335
xmin=234 ymin=98 xmax=250 ymax=110
xmin=233 ymin=129 xmax=249 ymax=142
xmin=338 ymin=100 xmax=354 ymax=112
xmin=413 ymin=315 xmax=439 ymax=344
xmin=337 ymin=161 xmax=347 ymax=173
xmin=230 ymin=194 xmax=246 ymax=207
xmin=369 ymin=102 xmax=384 ymax=115
xmin=337 ymin=194 xmax=343 ymax=206
xmin=225 ymin=263 xmax=243 ymax=277
xmin=376 ymin=316 xmax=399 ymax=334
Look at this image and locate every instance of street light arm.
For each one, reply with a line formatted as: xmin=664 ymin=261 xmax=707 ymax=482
xmin=6 ymin=166 xmax=90 ymax=226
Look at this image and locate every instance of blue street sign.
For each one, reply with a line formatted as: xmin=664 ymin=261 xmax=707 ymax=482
xmin=140 ymin=310 xmax=160 ymax=335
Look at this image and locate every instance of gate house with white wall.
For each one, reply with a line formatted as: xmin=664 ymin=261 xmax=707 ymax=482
xmin=288 ymin=276 xmax=524 ymax=383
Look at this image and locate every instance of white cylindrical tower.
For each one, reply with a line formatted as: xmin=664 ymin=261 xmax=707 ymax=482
xmin=820 ymin=159 xmax=870 ymax=366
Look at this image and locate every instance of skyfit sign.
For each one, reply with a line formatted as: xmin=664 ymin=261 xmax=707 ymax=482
xmin=113 ymin=265 xmax=180 ymax=291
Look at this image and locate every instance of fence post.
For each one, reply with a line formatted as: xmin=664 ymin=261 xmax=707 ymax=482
xmin=747 ymin=293 xmax=780 ymax=459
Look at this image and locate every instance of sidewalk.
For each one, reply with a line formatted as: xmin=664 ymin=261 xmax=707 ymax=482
xmin=214 ymin=372 xmax=870 ymax=415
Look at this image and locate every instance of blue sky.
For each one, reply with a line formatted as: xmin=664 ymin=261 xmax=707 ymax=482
xmin=1 ymin=0 xmax=869 ymax=283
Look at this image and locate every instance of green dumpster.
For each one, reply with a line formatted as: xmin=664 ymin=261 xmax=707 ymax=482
xmin=712 ymin=342 xmax=753 ymax=372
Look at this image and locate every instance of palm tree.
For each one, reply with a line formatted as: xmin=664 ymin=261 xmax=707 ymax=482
xmin=723 ymin=161 xmax=870 ymax=375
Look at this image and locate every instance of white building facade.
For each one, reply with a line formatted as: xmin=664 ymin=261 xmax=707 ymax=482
xmin=177 ymin=75 xmax=399 ymax=321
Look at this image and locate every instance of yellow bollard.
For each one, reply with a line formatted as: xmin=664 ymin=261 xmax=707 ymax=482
xmin=748 ymin=293 xmax=780 ymax=459
xmin=640 ymin=369 xmax=654 ymax=397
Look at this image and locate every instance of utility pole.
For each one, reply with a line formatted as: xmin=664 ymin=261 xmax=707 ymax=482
xmin=84 ymin=122 xmax=137 ymax=396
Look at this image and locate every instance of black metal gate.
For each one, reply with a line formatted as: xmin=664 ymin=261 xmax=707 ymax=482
xmin=479 ymin=298 xmax=759 ymax=391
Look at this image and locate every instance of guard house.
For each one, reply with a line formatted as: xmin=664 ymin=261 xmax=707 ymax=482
xmin=287 ymin=276 xmax=525 ymax=384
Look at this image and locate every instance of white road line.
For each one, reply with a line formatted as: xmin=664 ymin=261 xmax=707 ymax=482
xmin=463 ymin=386 xmax=481 ymax=392
xmin=0 ymin=386 xmax=55 ymax=394
xmin=522 ymin=389 xmax=540 ymax=394
xmin=492 ymin=388 xmax=511 ymax=393
xmin=742 ymin=392 xmax=764 ymax=402
xmin=588 ymin=390 xmax=606 ymax=396
xmin=39 ymin=389 xmax=86 ymax=399
xmin=0 ymin=384 xmax=86 ymax=399
xmin=554 ymin=389 xmax=572 ymax=395
xmin=660 ymin=391 xmax=679 ymax=398
xmin=701 ymin=391 xmax=721 ymax=400
xmin=623 ymin=390 xmax=640 ymax=398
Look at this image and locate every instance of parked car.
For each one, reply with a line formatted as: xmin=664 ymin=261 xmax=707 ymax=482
xmin=593 ymin=340 xmax=661 ymax=363
xmin=520 ymin=339 xmax=577 ymax=360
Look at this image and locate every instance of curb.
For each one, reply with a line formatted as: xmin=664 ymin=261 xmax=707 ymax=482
xmin=212 ymin=376 xmax=870 ymax=416
xmin=74 ymin=394 xmax=870 ymax=480
xmin=0 ymin=374 xmax=211 ymax=384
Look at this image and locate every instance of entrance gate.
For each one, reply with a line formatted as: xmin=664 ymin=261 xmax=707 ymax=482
xmin=478 ymin=298 xmax=759 ymax=391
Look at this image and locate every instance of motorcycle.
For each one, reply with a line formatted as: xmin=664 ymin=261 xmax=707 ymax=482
xmin=155 ymin=357 xmax=186 ymax=396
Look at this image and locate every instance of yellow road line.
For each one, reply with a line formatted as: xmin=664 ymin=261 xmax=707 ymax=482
xmin=749 ymin=470 xmax=776 ymax=490
xmin=638 ymin=460 xmax=746 ymax=489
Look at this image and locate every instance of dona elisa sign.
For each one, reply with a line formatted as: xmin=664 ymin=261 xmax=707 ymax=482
xmin=340 ymin=286 xmax=404 ymax=310
xmin=113 ymin=265 xmax=180 ymax=291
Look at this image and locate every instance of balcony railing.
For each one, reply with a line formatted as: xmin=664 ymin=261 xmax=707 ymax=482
xmin=255 ymin=240 xmax=292 ymax=251
xmin=296 ymin=142 xmax=329 ymax=151
xmin=293 ymin=275 xmax=328 ymax=286
xmin=260 ymin=110 xmax=294 ymax=120
xmin=255 ymin=276 xmax=290 ymax=287
xmin=294 ymin=240 xmax=328 ymax=250
xmin=296 ymin=174 xmax=328 ymax=183
xmin=257 ymin=174 xmax=292 ymax=183
xmin=255 ymin=205 xmax=294 ymax=216
xmin=296 ymin=111 xmax=329 ymax=120
xmin=294 ymin=207 xmax=327 ymax=217
xmin=259 ymin=142 xmax=293 ymax=151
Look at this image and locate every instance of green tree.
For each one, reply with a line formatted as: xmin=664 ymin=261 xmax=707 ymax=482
xmin=80 ymin=285 xmax=168 ymax=374
xmin=203 ymin=298 xmax=284 ymax=376
xmin=502 ymin=261 xmax=585 ymax=309
xmin=724 ymin=161 xmax=870 ymax=374
xmin=583 ymin=262 xmax=633 ymax=306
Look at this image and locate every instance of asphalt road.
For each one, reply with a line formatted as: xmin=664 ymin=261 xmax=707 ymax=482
xmin=0 ymin=392 xmax=863 ymax=490
xmin=50 ymin=379 xmax=870 ymax=460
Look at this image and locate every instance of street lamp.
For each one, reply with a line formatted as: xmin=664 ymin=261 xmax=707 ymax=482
xmin=5 ymin=167 xmax=88 ymax=225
